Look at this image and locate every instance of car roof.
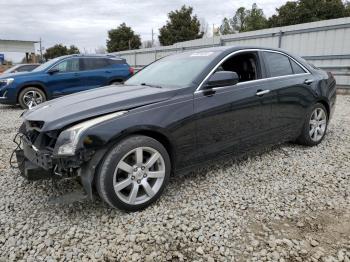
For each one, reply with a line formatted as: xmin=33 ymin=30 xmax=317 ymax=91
xmin=16 ymin=63 xmax=40 ymax=66
xmin=62 ymin=54 xmax=123 ymax=59
xmin=185 ymin=45 xmax=289 ymax=54
xmin=180 ymin=45 xmax=311 ymax=70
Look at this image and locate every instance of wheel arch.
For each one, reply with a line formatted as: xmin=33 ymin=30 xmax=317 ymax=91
xmin=98 ymin=127 xmax=177 ymax=175
xmin=89 ymin=127 xmax=177 ymax=194
xmin=17 ymin=83 xmax=48 ymax=103
xmin=315 ymin=98 xmax=330 ymax=117
xmin=109 ymin=78 xmax=124 ymax=85
xmin=114 ymin=127 xmax=176 ymax=170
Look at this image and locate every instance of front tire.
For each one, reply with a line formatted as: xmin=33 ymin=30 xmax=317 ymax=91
xmin=96 ymin=135 xmax=171 ymax=211
xmin=297 ymin=103 xmax=328 ymax=146
xmin=18 ymin=87 xmax=46 ymax=109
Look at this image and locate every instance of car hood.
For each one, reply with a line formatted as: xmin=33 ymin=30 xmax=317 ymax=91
xmin=23 ymin=84 xmax=177 ymax=131
xmin=0 ymin=71 xmax=41 ymax=79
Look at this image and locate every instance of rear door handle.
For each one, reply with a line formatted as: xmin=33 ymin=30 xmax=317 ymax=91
xmin=256 ymin=89 xmax=270 ymax=96
xmin=304 ymin=79 xmax=314 ymax=85
xmin=105 ymin=70 xmax=112 ymax=73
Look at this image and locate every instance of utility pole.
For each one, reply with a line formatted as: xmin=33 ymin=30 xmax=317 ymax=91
xmin=128 ymin=39 xmax=131 ymax=50
xmin=39 ymin=38 xmax=43 ymax=62
xmin=151 ymin=29 xmax=154 ymax=47
xmin=212 ymin=24 xmax=215 ymax=46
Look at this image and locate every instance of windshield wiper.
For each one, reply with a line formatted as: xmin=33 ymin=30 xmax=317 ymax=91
xmin=140 ymin=83 xmax=162 ymax=88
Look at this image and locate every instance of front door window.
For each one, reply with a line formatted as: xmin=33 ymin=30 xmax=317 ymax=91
xmin=52 ymin=58 xmax=80 ymax=73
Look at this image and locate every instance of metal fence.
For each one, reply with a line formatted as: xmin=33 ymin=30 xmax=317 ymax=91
xmin=115 ymin=17 xmax=350 ymax=88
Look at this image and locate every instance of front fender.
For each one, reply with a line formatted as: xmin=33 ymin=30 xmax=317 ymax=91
xmin=16 ymin=81 xmax=49 ymax=99
xmin=53 ymin=92 xmax=194 ymax=168
xmin=78 ymin=124 xmax=174 ymax=153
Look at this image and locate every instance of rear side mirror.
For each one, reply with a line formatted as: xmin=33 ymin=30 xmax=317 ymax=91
xmin=205 ymin=71 xmax=239 ymax=88
xmin=47 ymin=68 xmax=59 ymax=74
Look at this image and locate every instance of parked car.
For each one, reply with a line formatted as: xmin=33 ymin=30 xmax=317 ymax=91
xmin=0 ymin=54 xmax=133 ymax=108
xmin=1 ymin=64 xmax=40 ymax=74
xmin=14 ymin=46 xmax=336 ymax=211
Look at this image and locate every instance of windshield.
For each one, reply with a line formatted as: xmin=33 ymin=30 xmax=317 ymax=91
xmin=125 ymin=51 xmax=218 ymax=88
xmin=32 ymin=57 xmax=62 ymax=72
xmin=3 ymin=65 xmax=19 ymax=73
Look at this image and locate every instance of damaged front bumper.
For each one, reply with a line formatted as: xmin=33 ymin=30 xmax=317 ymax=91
xmin=15 ymin=135 xmax=53 ymax=180
xmin=15 ymin=148 xmax=52 ymax=181
xmin=13 ymin=134 xmax=106 ymax=201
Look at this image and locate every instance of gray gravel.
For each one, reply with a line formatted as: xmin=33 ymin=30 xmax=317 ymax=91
xmin=1 ymin=96 xmax=350 ymax=261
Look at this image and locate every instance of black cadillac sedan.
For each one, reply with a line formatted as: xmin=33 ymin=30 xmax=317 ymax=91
xmin=15 ymin=46 xmax=336 ymax=211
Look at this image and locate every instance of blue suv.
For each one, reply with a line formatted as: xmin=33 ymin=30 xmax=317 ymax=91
xmin=0 ymin=54 xmax=133 ymax=108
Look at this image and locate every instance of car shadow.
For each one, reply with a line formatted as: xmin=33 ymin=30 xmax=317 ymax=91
xmin=9 ymin=141 xmax=310 ymax=218
xmin=0 ymin=104 xmax=23 ymax=111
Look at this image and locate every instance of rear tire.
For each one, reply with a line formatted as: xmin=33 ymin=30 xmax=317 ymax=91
xmin=18 ymin=87 xmax=46 ymax=109
xmin=96 ymin=135 xmax=171 ymax=211
xmin=296 ymin=103 xmax=328 ymax=146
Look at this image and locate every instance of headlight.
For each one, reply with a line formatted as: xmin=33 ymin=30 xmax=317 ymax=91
xmin=0 ymin=78 xmax=14 ymax=87
xmin=56 ymin=111 xmax=128 ymax=156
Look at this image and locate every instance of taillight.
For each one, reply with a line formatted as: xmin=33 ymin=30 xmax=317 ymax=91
xmin=129 ymin=67 xmax=134 ymax=75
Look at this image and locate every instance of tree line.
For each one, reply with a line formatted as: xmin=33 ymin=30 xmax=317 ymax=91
xmin=43 ymin=0 xmax=350 ymax=58
xmin=107 ymin=0 xmax=350 ymax=52
xmin=219 ymin=0 xmax=350 ymax=34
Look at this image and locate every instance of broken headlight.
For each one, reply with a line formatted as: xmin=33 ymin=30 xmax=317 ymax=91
xmin=56 ymin=111 xmax=128 ymax=156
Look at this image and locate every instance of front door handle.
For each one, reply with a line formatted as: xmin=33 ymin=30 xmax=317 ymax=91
xmin=203 ymin=89 xmax=216 ymax=97
xmin=256 ymin=89 xmax=270 ymax=96
xmin=304 ymin=79 xmax=314 ymax=85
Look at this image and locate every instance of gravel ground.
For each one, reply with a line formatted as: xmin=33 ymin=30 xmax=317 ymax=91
xmin=0 ymin=96 xmax=350 ymax=262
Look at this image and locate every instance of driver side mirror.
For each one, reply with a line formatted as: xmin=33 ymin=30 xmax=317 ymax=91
xmin=205 ymin=71 xmax=239 ymax=88
xmin=47 ymin=68 xmax=59 ymax=75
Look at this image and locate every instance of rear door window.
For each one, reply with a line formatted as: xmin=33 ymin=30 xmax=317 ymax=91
xmin=290 ymin=60 xmax=306 ymax=74
xmin=82 ymin=58 xmax=110 ymax=70
xmin=264 ymin=52 xmax=293 ymax=77
xmin=108 ymin=58 xmax=126 ymax=65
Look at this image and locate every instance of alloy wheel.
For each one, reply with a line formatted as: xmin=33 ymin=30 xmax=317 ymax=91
xmin=23 ymin=90 xmax=43 ymax=109
xmin=113 ymin=147 xmax=166 ymax=205
xmin=309 ymin=107 xmax=327 ymax=142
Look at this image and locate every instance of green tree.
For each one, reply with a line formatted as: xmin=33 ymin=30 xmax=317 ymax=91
xmin=346 ymin=1 xmax=350 ymax=15
xmin=268 ymin=1 xmax=299 ymax=27
xmin=230 ymin=4 xmax=267 ymax=33
xmin=158 ymin=5 xmax=203 ymax=46
xmin=244 ymin=3 xmax=268 ymax=31
xmin=44 ymin=44 xmax=80 ymax=60
xmin=219 ymin=17 xmax=235 ymax=35
xmin=106 ymin=23 xmax=141 ymax=52
xmin=232 ymin=7 xmax=247 ymax=32
xmin=67 ymin=45 xmax=80 ymax=55
xmin=269 ymin=0 xmax=348 ymax=27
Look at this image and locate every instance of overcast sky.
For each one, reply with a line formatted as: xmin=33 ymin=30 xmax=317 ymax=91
xmin=0 ymin=0 xmax=285 ymax=62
